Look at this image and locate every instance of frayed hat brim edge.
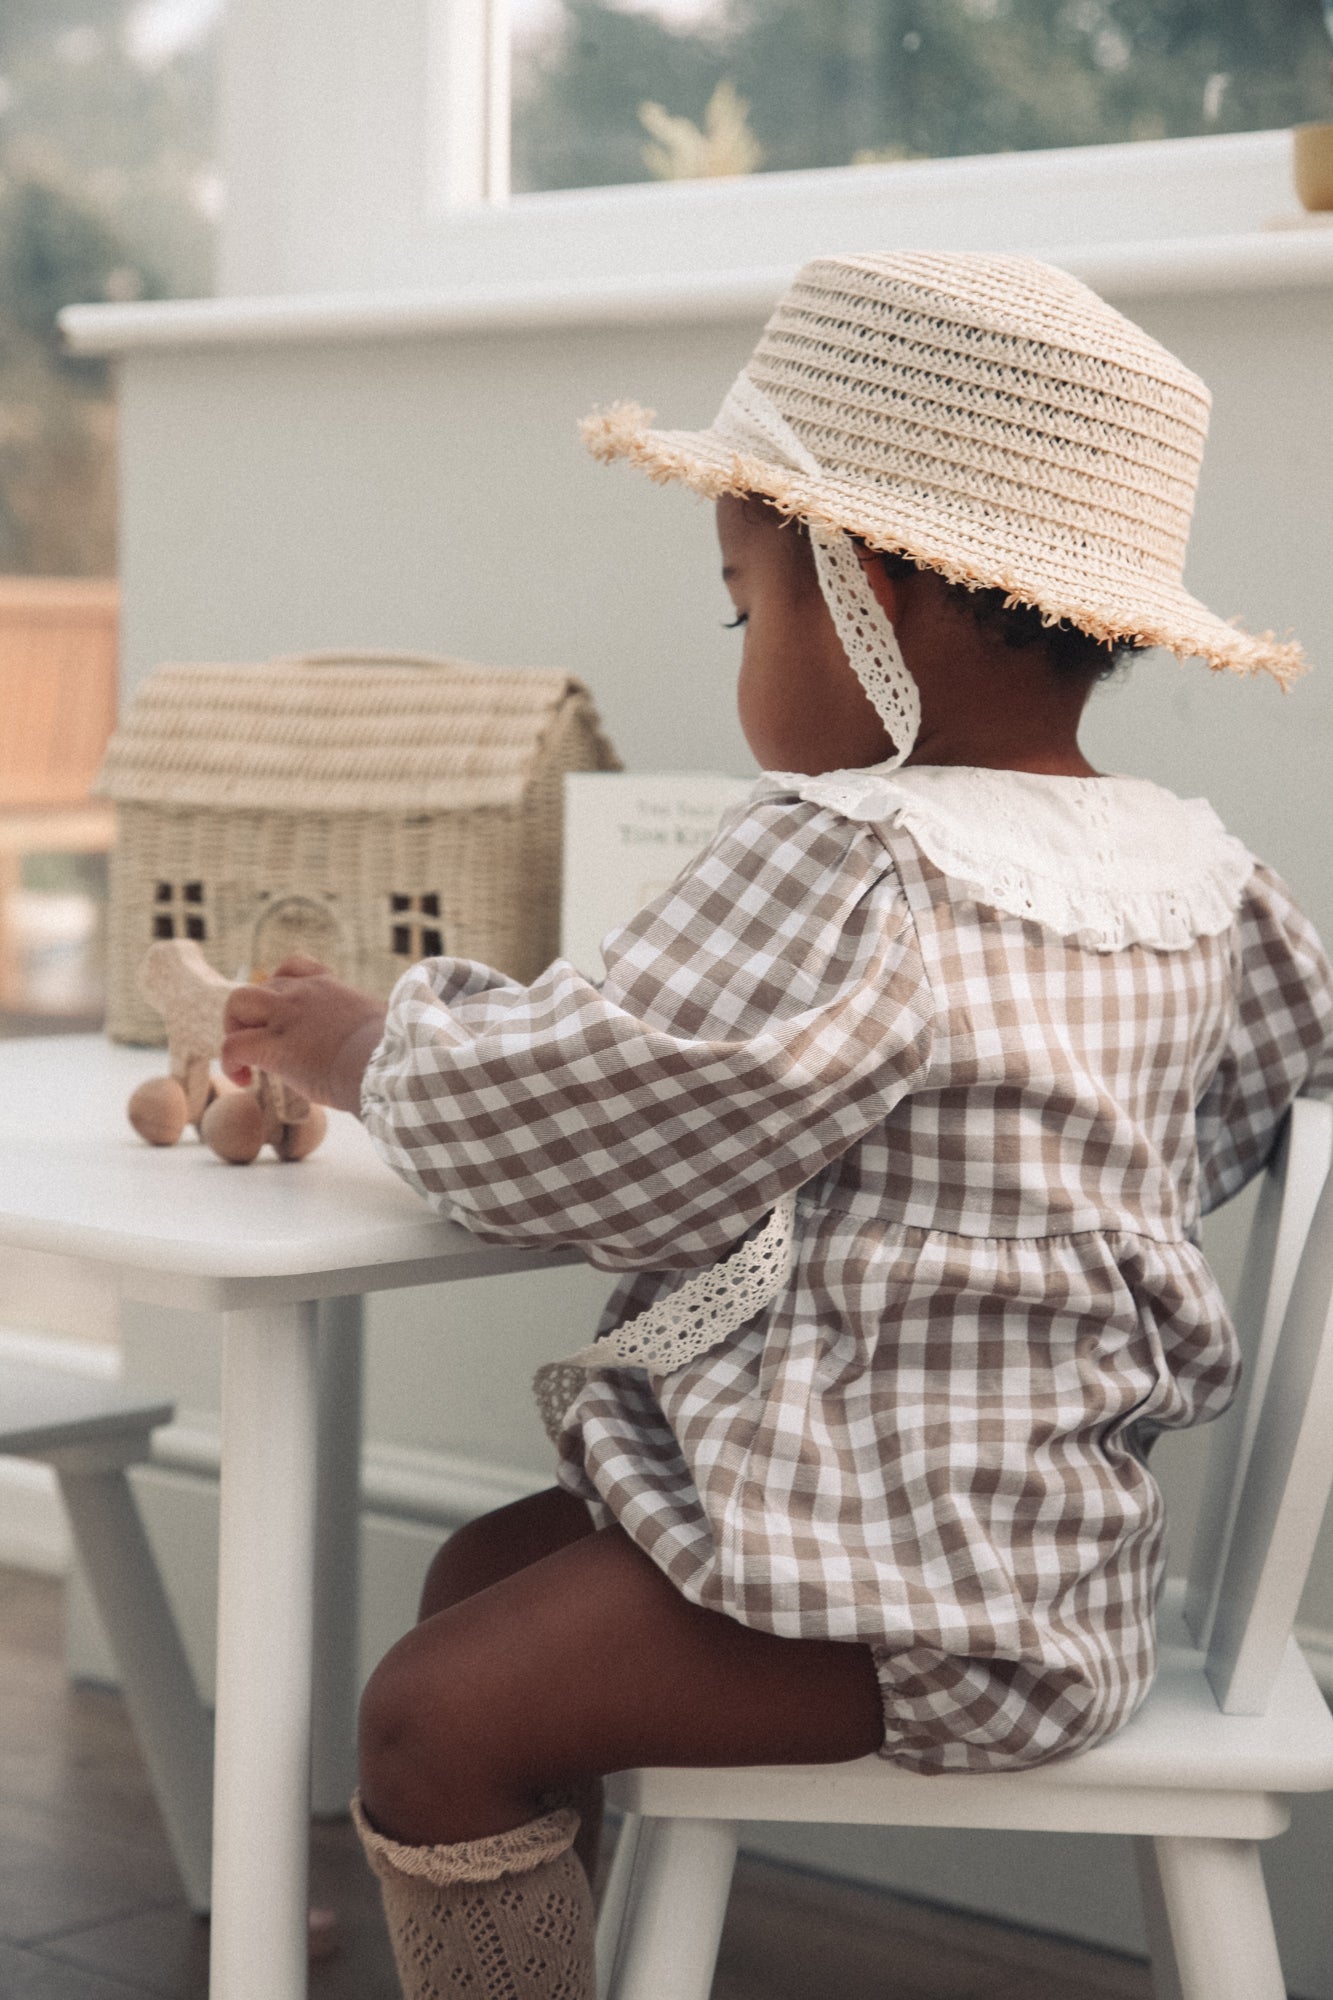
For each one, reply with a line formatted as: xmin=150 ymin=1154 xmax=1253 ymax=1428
xmin=581 ymin=402 xmax=1308 ymax=689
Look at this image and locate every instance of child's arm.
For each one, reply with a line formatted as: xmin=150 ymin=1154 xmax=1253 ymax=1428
xmin=221 ymin=955 xmax=387 ymax=1114
xmin=1197 ymin=864 xmax=1333 ymax=1214
xmin=358 ymin=798 xmax=934 ymax=1272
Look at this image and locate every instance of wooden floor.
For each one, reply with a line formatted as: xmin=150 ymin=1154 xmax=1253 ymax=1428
xmin=0 ymin=1566 xmax=1154 ymax=1998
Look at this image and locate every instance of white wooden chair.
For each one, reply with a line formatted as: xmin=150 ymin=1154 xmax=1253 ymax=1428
xmin=0 ymin=1359 xmax=214 ymax=1911
xmin=595 ymin=1095 xmax=1333 ymax=2000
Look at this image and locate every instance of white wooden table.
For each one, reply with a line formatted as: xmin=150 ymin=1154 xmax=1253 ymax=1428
xmin=0 ymin=1034 xmax=572 ymax=2000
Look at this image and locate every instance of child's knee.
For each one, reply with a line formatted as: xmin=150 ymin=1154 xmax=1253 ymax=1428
xmin=357 ymin=1643 xmax=416 ymax=1800
xmin=357 ymin=1629 xmax=467 ymax=1802
xmin=357 ymin=1619 xmax=546 ymax=1842
xmin=357 ymin=1615 xmax=515 ymax=1804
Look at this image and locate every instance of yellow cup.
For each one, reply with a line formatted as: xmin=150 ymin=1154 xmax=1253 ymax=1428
xmin=1293 ymin=121 xmax=1333 ymax=212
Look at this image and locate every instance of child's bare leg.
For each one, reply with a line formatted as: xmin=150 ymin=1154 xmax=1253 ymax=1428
xmin=359 ymin=1517 xmax=884 ymax=1852
xmin=414 ymin=1486 xmax=604 ymax=1874
xmin=417 ymin=1486 xmax=596 ymax=1620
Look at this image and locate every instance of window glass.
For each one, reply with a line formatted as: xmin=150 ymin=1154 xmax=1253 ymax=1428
xmin=0 ymin=2 xmax=217 ymax=1021
xmin=0 ymin=0 xmax=218 ymax=575
xmin=512 ymin=0 xmax=1333 ymax=194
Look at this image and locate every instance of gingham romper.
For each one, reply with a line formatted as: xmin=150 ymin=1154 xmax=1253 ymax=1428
xmin=362 ymin=766 xmax=1333 ymax=1773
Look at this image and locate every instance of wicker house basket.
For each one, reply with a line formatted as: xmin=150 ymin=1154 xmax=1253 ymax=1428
xmin=97 ymin=652 xmax=620 ymax=1045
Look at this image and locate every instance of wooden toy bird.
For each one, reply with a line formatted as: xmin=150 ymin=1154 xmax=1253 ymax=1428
xmin=127 ymin=939 xmax=327 ymax=1164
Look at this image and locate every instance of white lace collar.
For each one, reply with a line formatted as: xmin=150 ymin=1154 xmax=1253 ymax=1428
xmin=755 ymin=763 xmax=1255 ymax=953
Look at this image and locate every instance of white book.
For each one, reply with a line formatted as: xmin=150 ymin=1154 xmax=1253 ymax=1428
xmin=561 ymin=770 xmax=753 ymax=981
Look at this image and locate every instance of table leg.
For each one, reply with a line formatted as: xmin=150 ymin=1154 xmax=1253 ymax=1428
xmin=210 ymin=1301 xmax=319 ymax=2000
xmin=311 ymin=1294 xmax=364 ymax=1818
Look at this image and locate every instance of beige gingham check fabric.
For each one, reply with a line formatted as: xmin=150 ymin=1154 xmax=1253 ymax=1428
xmin=363 ymin=780 xmax=1333 ymax=1774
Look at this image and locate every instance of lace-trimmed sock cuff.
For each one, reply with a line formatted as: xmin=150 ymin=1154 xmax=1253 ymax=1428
xmin=352 ymin=1794 xmax=594 ymax=2000
xmin=352 ymin=1794 xmax=581 ymax=1884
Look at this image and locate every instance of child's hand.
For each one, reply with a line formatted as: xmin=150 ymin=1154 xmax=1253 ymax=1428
xmin=221 ymin=956 xmax=387 ymax=1115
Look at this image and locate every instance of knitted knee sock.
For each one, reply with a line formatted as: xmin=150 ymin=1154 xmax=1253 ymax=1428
xmin=351 ymin=1794 xmax=594 ymax=2000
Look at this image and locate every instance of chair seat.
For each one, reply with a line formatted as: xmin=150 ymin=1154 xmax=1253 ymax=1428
xmin=0 ymin=1356 xmax=173 ymax=1456
xmin=607 ymin=1584 xmax=1333 ymax=1841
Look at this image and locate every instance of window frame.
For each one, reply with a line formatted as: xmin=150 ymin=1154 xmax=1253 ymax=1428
xmin=213 ymin=3 xmax=1308 ymax=302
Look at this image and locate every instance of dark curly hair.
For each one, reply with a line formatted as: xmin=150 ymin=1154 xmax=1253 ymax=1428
xmin=874 ymin=548 xmax=1131 ymax=683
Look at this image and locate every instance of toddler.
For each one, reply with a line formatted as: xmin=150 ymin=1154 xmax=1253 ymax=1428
xmin=222 ymin=253 xmax=1333 ymax=2000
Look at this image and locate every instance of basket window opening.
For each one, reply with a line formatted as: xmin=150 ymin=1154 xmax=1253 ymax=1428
xmin=152 ymin=882 xmax=208 ymax=944
xmin=390 ymin=893 xmax=446 ymax=962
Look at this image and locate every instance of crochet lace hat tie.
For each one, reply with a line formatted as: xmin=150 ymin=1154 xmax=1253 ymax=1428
xmin=712 ymin=370 xmax=920 ymax=764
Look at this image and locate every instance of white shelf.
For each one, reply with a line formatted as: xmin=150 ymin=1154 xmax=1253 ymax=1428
xmin=60 ymin=224 xmax=1333 ymax=358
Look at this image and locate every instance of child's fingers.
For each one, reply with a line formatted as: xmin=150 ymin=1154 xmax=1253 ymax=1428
xmin=224 ymin=982 xmax=278 ymax=1034
xmin=270 ymin=954 xmax=329 ymax=980
xmin=220 ymin=1026 xmax=276 ymax=1084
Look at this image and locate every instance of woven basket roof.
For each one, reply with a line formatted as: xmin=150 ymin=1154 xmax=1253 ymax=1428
xmin=98 ymin=654 xmax=616 ymax=813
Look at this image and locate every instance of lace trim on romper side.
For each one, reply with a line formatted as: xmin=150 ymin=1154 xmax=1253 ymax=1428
xmin=534 ymin=1194 xmax=795 ymax=1441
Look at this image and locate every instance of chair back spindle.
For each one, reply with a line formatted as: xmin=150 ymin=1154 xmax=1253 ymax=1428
xmin=1184 ymin=1098 xmax=1333 ymax=1648
xmin=1201 ymin=1100 xmax=1333 ymax=1712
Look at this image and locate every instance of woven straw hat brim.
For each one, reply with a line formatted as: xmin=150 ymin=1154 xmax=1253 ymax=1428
xmin=583 ymin=401 xmax=1305 ymax=686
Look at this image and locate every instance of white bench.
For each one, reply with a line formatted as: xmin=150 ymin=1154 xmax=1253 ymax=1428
xmin=0 ymin=1358 xmax=213 ymax=1912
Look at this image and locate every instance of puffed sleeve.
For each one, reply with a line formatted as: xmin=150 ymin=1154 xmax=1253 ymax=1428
xmin=360 ymin=795 xmax=933 ymax=1271
xmin=1196 ymin=863 xmax=1333 ymax=1215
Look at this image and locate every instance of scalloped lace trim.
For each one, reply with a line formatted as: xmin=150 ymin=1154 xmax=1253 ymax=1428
xmin=757 ymin=765 xmax=1254 ymax=953
xmin=533 ymin=1194 xmax=795 ymax=1439
xmin=351 ymin=1796 xmax=579 ymax=1886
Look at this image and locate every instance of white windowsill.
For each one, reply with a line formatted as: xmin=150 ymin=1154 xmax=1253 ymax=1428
xmin=60 ymin=225 xmax=1333 ymax=356
xmin=59 ymin=127 xmax=1331 ymax=357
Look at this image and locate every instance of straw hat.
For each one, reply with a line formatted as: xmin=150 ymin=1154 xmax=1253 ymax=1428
xmin=583 ymin=252 xmax=1304 ymax=687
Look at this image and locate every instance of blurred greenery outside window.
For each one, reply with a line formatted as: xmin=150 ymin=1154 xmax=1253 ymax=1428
xmin=0 ymin=1 xmax=216 ymax=578
xmin=0 ymin=1 xmax=216 ymax=1014
xmin=512 ymin=1 xmax=1333 ymax=190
